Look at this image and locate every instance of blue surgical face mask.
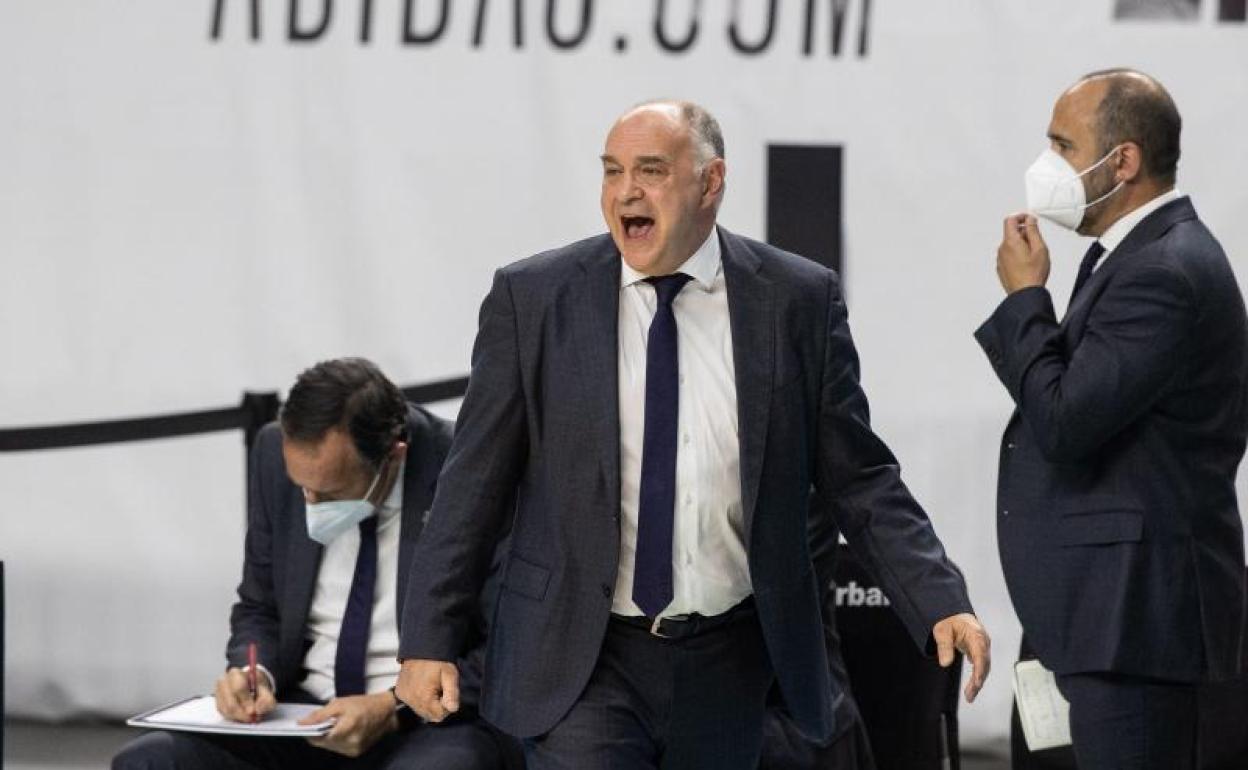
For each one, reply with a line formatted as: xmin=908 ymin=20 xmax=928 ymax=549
xmin=304 ymin=466 xmax=384 ymax=545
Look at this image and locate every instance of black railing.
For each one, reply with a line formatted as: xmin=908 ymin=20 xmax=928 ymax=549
xmin=0 ymin=375 xmax=470 ymax=454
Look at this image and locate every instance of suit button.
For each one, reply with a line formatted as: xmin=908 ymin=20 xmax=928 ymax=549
xmin=1002 ymin=509 xmax=1010 ymax=517
xmin=601 ymin=583 xmax=612 ymax=598
xmin=1006 ymin=442 xmax=1016 ymax=450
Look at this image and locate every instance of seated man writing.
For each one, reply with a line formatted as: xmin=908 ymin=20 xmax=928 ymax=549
xmin=114 ymin=357 xmax=518 ymax=770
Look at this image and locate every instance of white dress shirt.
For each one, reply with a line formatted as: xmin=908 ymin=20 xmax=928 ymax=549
xmin=1093 ymin=188 xmax=1183 ymax=270
xmin=300 ymin=461 xmax=404 ymax=700
xmin=612 ymin=226 xmax=752 ymax=619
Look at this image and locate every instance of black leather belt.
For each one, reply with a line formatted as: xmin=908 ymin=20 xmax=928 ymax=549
xmin=611 ymin=596 xmax=756 ymax=640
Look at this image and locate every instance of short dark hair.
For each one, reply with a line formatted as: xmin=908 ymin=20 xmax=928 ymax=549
xmin=1082 ymin=68 xmax=1182 ymax=185
xmin=280 ymin=357 xmax=408 ymax=470
xmin=680 ymin=101 xmax=725 ymax=165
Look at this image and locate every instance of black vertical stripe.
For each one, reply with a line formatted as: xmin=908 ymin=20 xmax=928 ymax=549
xmin=766 ymin=144 xmax=844 ymax=275
xmin=1220 ymin=0 xmax=1247 ymax=20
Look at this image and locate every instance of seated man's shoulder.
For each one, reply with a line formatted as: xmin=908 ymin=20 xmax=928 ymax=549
xmin=252 ymin=421 xmax=286 ymax=461
xmin=405 ymin=403 xmax=455 ymax=454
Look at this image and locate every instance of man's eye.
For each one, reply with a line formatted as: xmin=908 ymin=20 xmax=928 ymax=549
xmin=604 ymin=168 xmax=621 ymax=177
xmin=640 ymin=166 xmax=665 ymax=178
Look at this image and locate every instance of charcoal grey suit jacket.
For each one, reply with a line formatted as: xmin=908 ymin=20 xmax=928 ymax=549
xmin=976 ymin=196 xmax=1248 ymax=683
xmin=400 ymin=228 xmax=971 ymax=740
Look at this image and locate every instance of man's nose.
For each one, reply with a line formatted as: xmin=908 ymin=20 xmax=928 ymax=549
xmin=617 ymin=173 xmax=643 ymax=203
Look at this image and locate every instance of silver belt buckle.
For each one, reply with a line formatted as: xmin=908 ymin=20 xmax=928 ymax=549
xmin=650 ymin=614 xmax=689 ymax=638
xmin=649 ymin=616 xmax=670 ymax=638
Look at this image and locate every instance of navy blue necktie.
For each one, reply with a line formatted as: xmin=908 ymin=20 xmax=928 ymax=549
xmin=334 ymin=516 xmax=378 ymax=697
xmin=1069 ymin=241 xmax=1106 ymax=305
xmin=633 ymin=273 xmax=693 ymax=618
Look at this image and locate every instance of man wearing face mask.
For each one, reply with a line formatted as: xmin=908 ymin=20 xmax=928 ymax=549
xmin=976 ymin=69 xmax=1248 ymax=768
xmin=112 ymin=358 xmax=519 ymax=770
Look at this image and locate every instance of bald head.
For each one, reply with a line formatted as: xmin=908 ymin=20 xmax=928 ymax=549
xmin=616 ymin=100 xmax=725 ymax=171
xmin=600 ymin=99 xmax=727 ymax=276
xmin=1073 ymin=68 xmax=1181 ymax=185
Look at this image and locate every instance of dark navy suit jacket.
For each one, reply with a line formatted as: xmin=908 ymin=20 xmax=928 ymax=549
xmin=976 ymin=197 xmax=1248 ymax=683
xmin=225 ymin=405 xmax=472 ymax=700
xmin=399 ymin=228 xmax=972 ymax=741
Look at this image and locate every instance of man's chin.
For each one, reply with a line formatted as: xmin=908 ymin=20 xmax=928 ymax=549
xmin=619 ymin=247 xmax=662 ymax=275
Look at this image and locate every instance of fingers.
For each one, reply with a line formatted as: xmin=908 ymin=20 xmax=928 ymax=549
xmin=934 ymin=624 xmax=955 ymax=668
xmin=299 ymin=700 xmax=340 ymax=726
xmin=213 ymin=669 xmax=253 ymax=722
xmin=1002 ymin=213 xmax=1023 ymax=239
xmin=397 ymin=660 xmax=458 ymax=723
xmin=255 ymin=686 xmax=277 ymax=718
xmin=304 ymin=696 xmax=382 ymax=758
xmin=934 ymin=614 xmax=992 ymax=704
xmin=440 ymin=665 xmax=461 ymax=715
xmin=961 ymin=628 xmax=992 ymax=704
xmin=1022 ymin=215 xmax=1047 ymax=254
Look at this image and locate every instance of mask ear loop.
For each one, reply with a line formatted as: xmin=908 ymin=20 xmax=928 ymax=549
xmin=363 ymin=468 xmax=383 ymax=500
xmin=1078 ymin=145 xmax=1126 ymax=212
xmin=364 ymin=425 xmax=405 ymax=506
xmin=1081 ymin=180 xmax=1125 ymax=211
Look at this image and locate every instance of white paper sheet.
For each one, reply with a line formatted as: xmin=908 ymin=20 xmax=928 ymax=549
xmin=1012 ymin=659 xmax=1073 ymax=751
xmin=127 ymin=695 xmax=334 ymax=737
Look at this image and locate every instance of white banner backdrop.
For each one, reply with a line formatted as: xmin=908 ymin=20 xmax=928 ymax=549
xmin=3 ymin=0 xmax=1247 ymax=747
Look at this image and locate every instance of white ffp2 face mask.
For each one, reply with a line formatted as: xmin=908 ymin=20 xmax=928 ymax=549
xmin=1025 ymin=146 xmax=1124 ymax=230
xmin=304 ymin=468 xmax=383 ymax=545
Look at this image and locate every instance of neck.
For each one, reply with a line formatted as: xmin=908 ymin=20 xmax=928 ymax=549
xmin=1084 ymin=180 xmax=1172 ymax=238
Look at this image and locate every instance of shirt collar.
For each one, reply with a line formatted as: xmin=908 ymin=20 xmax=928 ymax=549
xmin=1097 ymin=188 xmax=1183 ymax=255
xmin=620 ymin=226 xmax=721 ymax=292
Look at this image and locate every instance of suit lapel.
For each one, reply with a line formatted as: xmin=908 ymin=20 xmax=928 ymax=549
xmin=1064 ymin=196 xmax=1196 ymax=323
xmin=285 ymin=506 xmax=322 ymax=662
xmin=570 ymin=242 xmax=623 ymax=514
xmin=720 ymin=229 xmax=773 ymax=541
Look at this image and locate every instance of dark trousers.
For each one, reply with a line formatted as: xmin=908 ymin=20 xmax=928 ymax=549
xmin=1055 ymin=672 xmax=1197 ymax=770
xmin=524 ymin=603 xmax=774 ymax=770
xmin=111 ymin=718 xmax=510 ymax=770
xmin=759 ymin=711 xmax=876 ymax=770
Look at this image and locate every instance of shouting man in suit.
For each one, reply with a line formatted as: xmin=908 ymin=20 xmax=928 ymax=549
xmin=396 ymin=100 xmax=991 ymax=769
xmin=977 ymin=70 xmax=1248 ymax=768
xmin=113 ymin=358 xmax=517 ymax=770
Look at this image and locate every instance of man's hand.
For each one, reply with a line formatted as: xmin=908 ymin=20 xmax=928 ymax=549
xmin=395 ymin=659 xmax=460 ymax=722
xmin=301 ymin=692 xmax=397 ymax=758
xmin=997 ymin=213 xmax=1050 ymax=294
xmin=213 ymin=667 xmax=276 ymax=723
xmin=932 ymin=612 xmax=991 ymax=703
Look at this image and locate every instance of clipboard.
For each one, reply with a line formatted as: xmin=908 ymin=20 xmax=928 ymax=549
xmin=127 ymin=695 xmax=334 ymax=737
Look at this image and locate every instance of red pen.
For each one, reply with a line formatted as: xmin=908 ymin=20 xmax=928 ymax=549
xmin=247 ymin=642 xmax=258 ymax=724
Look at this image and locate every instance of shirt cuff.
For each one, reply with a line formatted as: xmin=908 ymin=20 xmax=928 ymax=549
xmin=232 ymin=663 xmax=276 ymax=694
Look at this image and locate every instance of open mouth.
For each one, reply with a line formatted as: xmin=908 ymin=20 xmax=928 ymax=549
xmin=621 ymin=215 xmax=655 ymax=240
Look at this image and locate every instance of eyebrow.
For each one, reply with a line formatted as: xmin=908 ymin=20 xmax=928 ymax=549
xmin=599 ymin=154 xmax=673 ymax=165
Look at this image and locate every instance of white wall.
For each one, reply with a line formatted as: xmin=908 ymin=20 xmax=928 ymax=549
xmin=3 ymin=0 xmax=1247 ymax=744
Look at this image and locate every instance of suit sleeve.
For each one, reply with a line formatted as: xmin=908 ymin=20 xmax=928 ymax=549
xmin=975 ymin=265 xmax=1196 ymax=463
xmin=814 ymin=272 xmax=973 ymax=652
xmin=399 ymin=269 xmax=528 ymax=662
xmin=226 ymin=427 xmax=282 ymax=684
